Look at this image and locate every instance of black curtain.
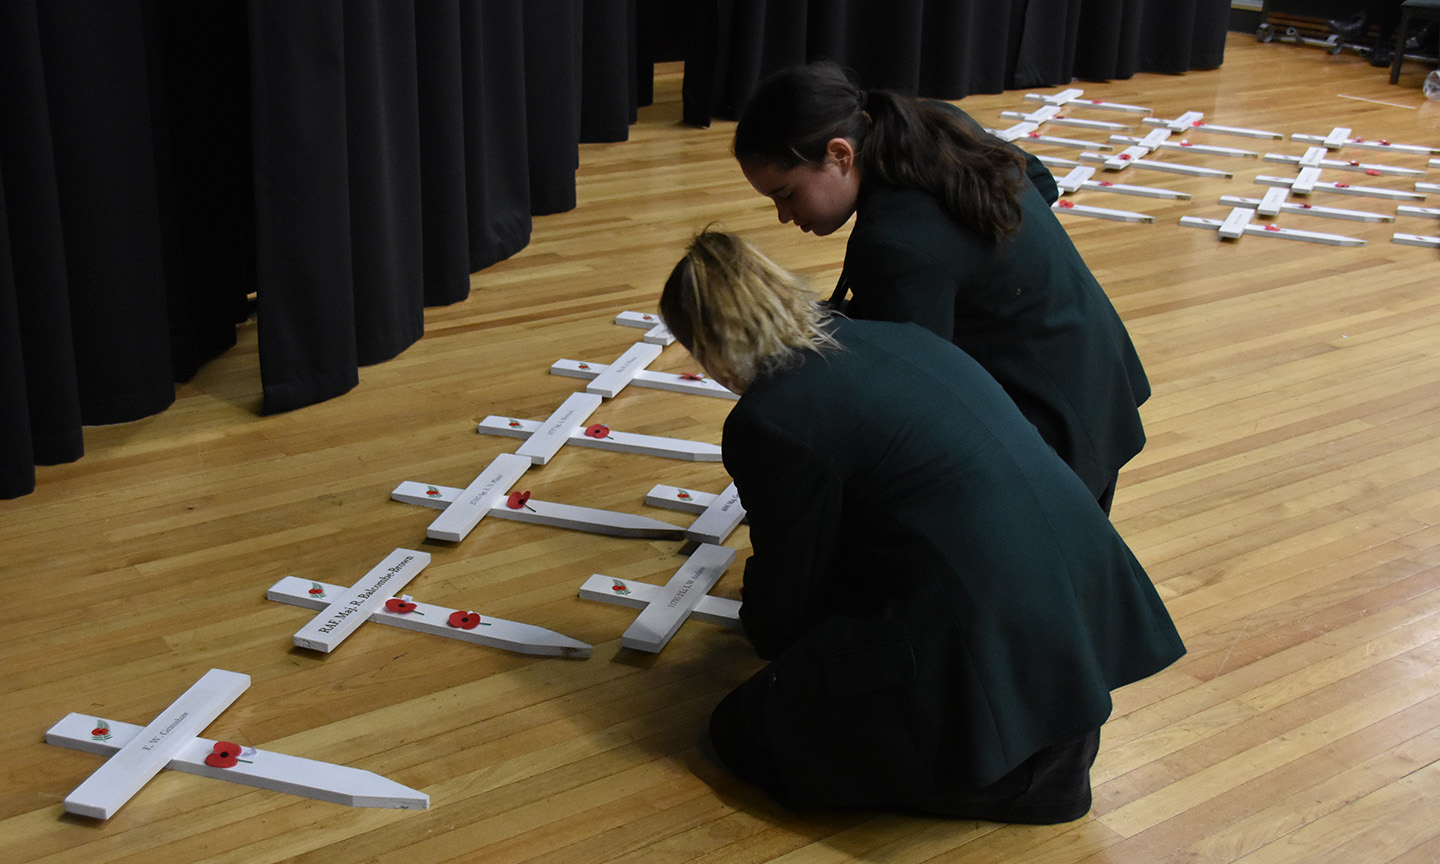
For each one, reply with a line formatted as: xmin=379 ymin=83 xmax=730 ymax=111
xmin=681 ymin=0 xmax=1230 ymax=125
xmin=0 ymin=0 xmax=640 ymax=499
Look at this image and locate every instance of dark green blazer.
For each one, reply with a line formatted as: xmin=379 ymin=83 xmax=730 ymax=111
xmin=837 ymin=108 xmax=1149 ymax=500
xmin=722 ymin=318 xmax=1183 ymax=807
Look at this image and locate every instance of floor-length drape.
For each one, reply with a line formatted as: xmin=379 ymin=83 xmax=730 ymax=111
xmin=681 ymin=0 xmax=1229 ymax=125
xmin=1 ymin=0 xmax=640 ymax=499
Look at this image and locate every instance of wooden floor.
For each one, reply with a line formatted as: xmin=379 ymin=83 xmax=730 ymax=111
xmin=4 ymin=33 xmax=1438 ymax=864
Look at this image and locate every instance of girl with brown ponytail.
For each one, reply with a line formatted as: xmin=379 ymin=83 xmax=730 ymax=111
xmin=734 ymin=62 xmax=1150 ymax=514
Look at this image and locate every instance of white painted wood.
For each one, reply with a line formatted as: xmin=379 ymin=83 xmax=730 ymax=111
xmin=515 ymin=392 xmax=603 ymax=465
xmin=1024 ymin=91 xmax=1150 ymax=114
xmin=1145 ymin=110 xmax=1205 ymax=132
xmin=391 ymin=481 xmax=686 ymax=538
xmin=1035 ymin=154 xmax=1083 ymax=170
xmin=1256 ymin=187 xmax=1290 ymax=216
xmin=1026 ymin=88 xmax=1084 ymax=105
xmin=1262 ymin=153 xmax=1424 ymax=176
xmin=268 ymin=576 xmax=593 ymax=658
xmin=1431 ymin=158 xmax=1440 ymax=169
xmin=60 ymin=669 xmax=250 ymax=819
xmin=1055 ymin=165 xmax=1096 ymax=193
xmin=1103 ymin=143 xmax=1152 ymax=169
xmin=578 ymin=574 xmax=741 ymax=628
xmin=291 ymin=549 xmax=429 ymax=652
xmin=1291 ymin=133 xmax=1439 ymax=155
xmin=1391 ymin=233 xmax=1440 ymax=249
xmin=1143 ymin=113 xmax=1280 ymax=138
xmin=1298 ymin=146 xmax=1328 ymax=167
xmin=1218 ymin=207 xmax=1256 ymax=238
xmin=1079 ymin=179 xmax=1191 ymax=200
xmin=1322 ymin=126 xmax=1353 ymax=149
xmin=1052 ymin=200 xmax=1155 ymax=222
xmin=1397 ymin=206 xmax=1440 ymax=219
xmin=1081 ymin=152 xmax=1232 ymax=178
xmin=48 ymin=712 xmax=429 ymax=810
xmin=991 ymin=121 xmax=1040 ymax=142
xmin=478 ymin=415 xmax=721 ymax=462
xmin=684 ymin=482 xmax=747 ymax=545
xmin=1292 ymin=166 xmax=1324 ymax=196
xmin=1220 ymin=194 xmax=1392 ymax=223
xmin=1138 ymin=128 xmax=1171 ymax=149
xmin=614 ymin=311 xmax=675 ymax=345
xmin=1417 ymin=183 xmax=1440 ymax=195
xmin=1180 ymin=216 xmax=1367 ymax=246
xmin=618 ymin=544 xmax=737 ymax=652
xmin=425 ymin=453 xmax=533 ymax=542
xmin=998 ymin=130 xmax=1111 ymax=150
xmin=644 ymin=484 xmax=719 ymax=515
xmin=551 ymin=359 xmax=739 ymax=400
xmin=999 ymin=109 xmax=1129 ymax=131
xmin=1111 ymin=135 xmax=1260 ymax=158
xmin=584 ymin=341 xmax=664 ymax=398
xmin=1253 ymin=175 xmax=1425 ymax=201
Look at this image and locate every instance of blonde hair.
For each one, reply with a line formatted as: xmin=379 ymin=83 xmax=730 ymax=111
xmin=660 ymin=230 xmax=837 ymax=392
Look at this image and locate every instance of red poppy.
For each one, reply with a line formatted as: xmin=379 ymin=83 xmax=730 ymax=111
xmin=1365 ymin=169 xmax=1380 ymax=176
xmin=1192 ymin=120 xmax=1205 ymax=127
xmin=1119 ymin=153 xmax=1132 ymax=161
xmin=508 ymin=419 xmax=522 ymax=428
xmin=1099 ymin=181 xmax=1114 ymax=187
xmin=1027 ymin=131 xmax=1041 ymax=138
xmin=676 ymin=490 xmax=692 ymax=500
xmin=1180 ymin=140 xmax=1193 ymax=147
xmin=1265 ymin=225 xmax=1281 ymax=232
xmin=584 ymin=423 xmax=610 ymax=439
xmin=385 ymin=598 xmax=419 ymax=614
xmin=506 ymin=490 xmax=533 ymax=509
xmin=1335 ymin=183 xmax=1351 ymax=188
xmin=308 ymin=584 xmax=325 ymax=596
xmin=448 ymin=610 xmax=481 ymax=629
xmin=1058 ymin=200 xmax=1075 ymax=208
xmin=206 ymin=742 xmax=242 ymax=768
xmin=680 ymin=373 xmax=705 ymax=381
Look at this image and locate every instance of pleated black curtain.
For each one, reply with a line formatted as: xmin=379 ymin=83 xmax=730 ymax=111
xmin=1 ymin=0 xmax=639 ymax=499
xmin=681 ymin=0 xmax=1231 ymax=125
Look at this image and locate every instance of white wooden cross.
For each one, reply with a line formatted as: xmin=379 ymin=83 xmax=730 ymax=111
xmin=1109 ymin=133 xmax=1260 ymax=159
xmin=477 ymin=391 xmax=721 ymax=463
xmin=1142 ymin=111 xmax=1283 ymax=139
xmin=287 ymin=548 xmax=430 ymax=652
xmin=1398 ymin=205 xmax=1440 ymax=220
xmin=1262 ymin=151 xmax=1424 ymax=178
xmin=1023 ymin=88 xmax=1152 ymax=115
xmin=1417 ymin=182 xmax=1440 ymax=195
xmin=268 ymin=576 xmax=592 ymax=658
xmin=990 ymin=123 xmax=1114 ymax=150
xmin=1180 ymin=213 xmax=1366 ymax=246
xmin=1254 ymin=174 xmax=1426 ymax=202
xmin=578 ymin=543 xmax=737 ymax=652
xmin=644 ymin=482 xmax=748 ymax=545
xmin=551 ymin=346 xmax=737 ymax=400
xmin=391 ymin=473 xmax=685 ymax=540
xmin=1430 ymin=158 xmax=1440 ymax=169
xmin=999 ymin=105 xmax=1133 ymax=134
xmin=1219 ymin=193 xmax=1393 ymax=224
xmin=48 ymin=669 xmax=428 ymax=817
xmin=1292 ymin=130 xmax=1440 ymax=156
xmin=614 ymin=311 xmax=675 ymax=345
xmin=1077 ymin=135 xmax=1232 ymax=178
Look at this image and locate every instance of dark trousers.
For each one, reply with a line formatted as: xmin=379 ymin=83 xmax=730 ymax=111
xmin=709 ymin=676 xmax=1102 ymax=824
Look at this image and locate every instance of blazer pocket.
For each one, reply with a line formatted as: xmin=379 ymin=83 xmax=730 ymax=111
xmin=821 ymin=635 xmax=917 ymax=699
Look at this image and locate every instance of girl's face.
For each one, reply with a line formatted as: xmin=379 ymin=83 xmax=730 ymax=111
xmin=740 ymin=138 xmax=861 ymax=237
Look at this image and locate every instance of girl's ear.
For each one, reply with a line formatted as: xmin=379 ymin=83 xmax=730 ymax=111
xmin=826 ymin=137 xmax=857 ymax=172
